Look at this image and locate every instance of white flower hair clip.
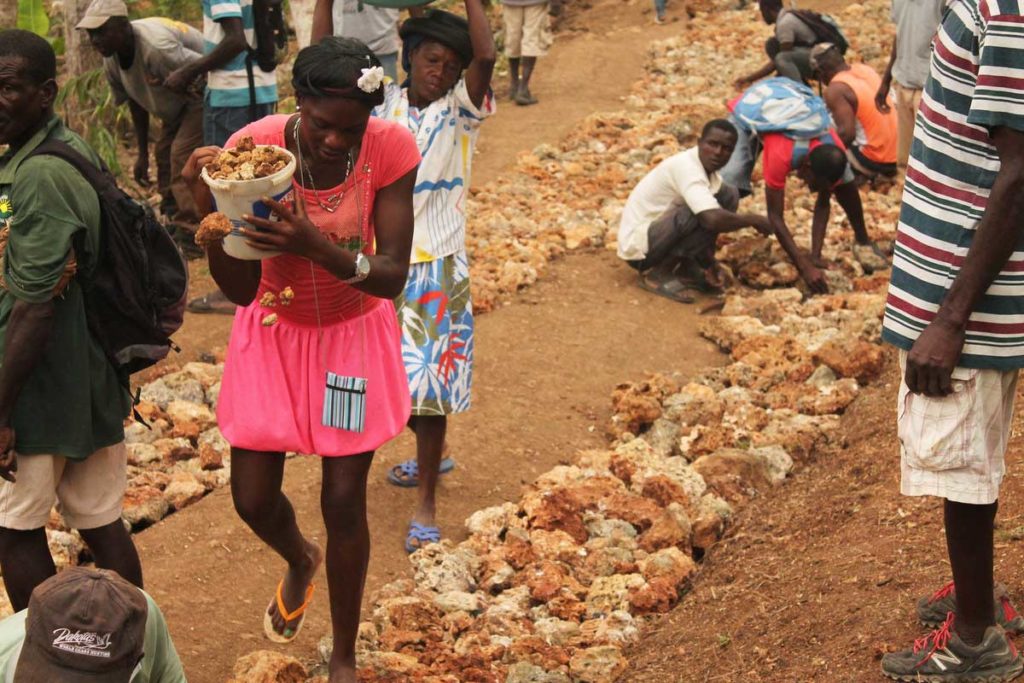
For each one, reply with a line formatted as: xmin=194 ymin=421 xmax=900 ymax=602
xmin=357 ymin=66 xmax=385 ymax=93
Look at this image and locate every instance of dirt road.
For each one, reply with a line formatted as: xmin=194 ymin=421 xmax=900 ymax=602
xmin=133 ymin=2 xmax=729 ymax=680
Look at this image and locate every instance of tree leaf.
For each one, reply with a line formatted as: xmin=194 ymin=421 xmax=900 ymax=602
xmin=16 ymin=0 xmax=50 ymax=38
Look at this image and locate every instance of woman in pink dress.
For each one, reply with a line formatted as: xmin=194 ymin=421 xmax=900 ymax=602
xmin=182 ymin=37 xmax=419 ymax=683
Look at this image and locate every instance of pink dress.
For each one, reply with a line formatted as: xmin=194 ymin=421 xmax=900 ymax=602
xmin=216 ymin=115 xmax=420 ymax=456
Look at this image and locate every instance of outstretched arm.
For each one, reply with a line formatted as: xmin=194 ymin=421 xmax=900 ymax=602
xmin=697 ymin=208 xmax=772 ymax=235
xmin=464 ymin=0 xmax=497 ymax=108
xmin=766 ymin=186 xmax=828 ymax=293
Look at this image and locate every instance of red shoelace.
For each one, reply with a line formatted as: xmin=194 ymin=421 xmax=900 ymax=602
xmin=928 ymin=581 xmax=956 ymax=604
xmin=914 ymin=612 xmax=955 ymax=667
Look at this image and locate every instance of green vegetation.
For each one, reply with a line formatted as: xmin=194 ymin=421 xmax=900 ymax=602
xmin=56 ymin=70 xmax=129 ymax=175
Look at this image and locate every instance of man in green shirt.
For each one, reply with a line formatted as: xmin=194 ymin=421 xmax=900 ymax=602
xmin=0 ymin=567 xmax=185 ymax=682
xmin=0 ymin=30 xmax=140 ymax=611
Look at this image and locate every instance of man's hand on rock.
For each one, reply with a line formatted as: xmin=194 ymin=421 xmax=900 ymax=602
xmin=905 ymin=317 xmax=966 ymax=397
xmin=798 ymin=260 xmax=828 ymax=295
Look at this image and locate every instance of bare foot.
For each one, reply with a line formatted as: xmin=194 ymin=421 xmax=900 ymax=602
xmin=267 ymin=540 xmax=323 ymax=637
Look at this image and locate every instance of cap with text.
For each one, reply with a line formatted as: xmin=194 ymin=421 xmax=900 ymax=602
xmin=14 ymin=567 xmax=147 ymax=683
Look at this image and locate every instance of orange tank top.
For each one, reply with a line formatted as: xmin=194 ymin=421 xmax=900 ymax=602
xmin=832 ymin=63 xmax=898 ymax=165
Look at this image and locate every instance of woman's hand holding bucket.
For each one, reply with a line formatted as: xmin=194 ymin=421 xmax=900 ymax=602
xmin=242 ymin=191 xmax=331 ymax=261
xmin=183 ymin=146 xmax=223 ymax=218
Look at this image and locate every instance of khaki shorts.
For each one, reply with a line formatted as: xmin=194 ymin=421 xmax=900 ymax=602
xmin=504 ymin=3 xmax=553 ymax=58
xmin=898 ymin=351 xmax=1019 ymax=505
xmin=0 ymin=443 xmax=127 ymax=530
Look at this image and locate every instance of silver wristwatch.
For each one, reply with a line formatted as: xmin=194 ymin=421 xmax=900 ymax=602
xmin=342 ymin=252 xmax=370 ymax=284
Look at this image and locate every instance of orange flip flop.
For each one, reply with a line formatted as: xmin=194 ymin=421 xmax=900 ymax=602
xmin=263 ymin=580 xmax=315 ymax=644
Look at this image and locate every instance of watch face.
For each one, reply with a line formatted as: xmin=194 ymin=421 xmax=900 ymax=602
xmin=357 ymin=253 xmax=371 ymax=276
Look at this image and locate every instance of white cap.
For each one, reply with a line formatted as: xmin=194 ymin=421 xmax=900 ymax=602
xmin=75 ymin=0 xmax=129 ymax=30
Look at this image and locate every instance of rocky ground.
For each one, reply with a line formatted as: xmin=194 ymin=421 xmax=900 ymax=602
xmin=9 ymin=0 xmax=914 ymax=680
xmin=221 ymin=1 xmax=910 ymax=681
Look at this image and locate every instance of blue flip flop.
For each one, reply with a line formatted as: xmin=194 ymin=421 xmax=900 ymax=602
xmin=405 ymin=521 xmax=441 ymax=554
xmin=387 ymin=457 xmax=456 ymax=488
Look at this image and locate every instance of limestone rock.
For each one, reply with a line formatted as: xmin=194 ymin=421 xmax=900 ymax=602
xmin=47 ymin=529 xmax=84 ymax=569
xmin=699 ymin=315 xmax=780 ymax=352
xmin=410 ymin=542 xmax=478 ymax=594
xmin=122 ymin=485 xmax=170 ymax=528
xmin=661 ymin=383 xmax=724 ymax=428
xmin=691 ymin=449 xmax=775 ymax=504
xmin=152 ymin=437 xmax=196 ymax=463
xmin=813 ymin=338 xmax=885 ymax=383
xmin=534 ymin=617 xmax=581 ymax=646
xmin=466 ymin=502 xmax=522 ymax=543
xmin=163 ymin=472 xmax=206 ymax=510
xmin=166 ymin=400 xmax=215 ymax=439
xmin=228 ymin=651 xmax=306 ymax=683
xmin=568 ymin=646 xmax=627 ymax=683
xmin=126 ymin=443 xmax=161 ymax=467
xmin=433 ymin=590 xmax=483 ymax=615
xmin=140 ymin=372 xmax=204 ymax=409
xmin=505 ymin=661 xmax=571 ymax=683
xmin=576 ymin=611 xmax=639 ymax=647
xmin=584 ymin=574 xmax=645 ymax=618
xmin=198 ymin=427 xmax=229 ymax=470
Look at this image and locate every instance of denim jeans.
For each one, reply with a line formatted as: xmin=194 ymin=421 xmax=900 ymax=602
xmin=203 ymin=97 xmax=277 ymax=147
xmin=653 ymin=0 xmax=666 ymax=16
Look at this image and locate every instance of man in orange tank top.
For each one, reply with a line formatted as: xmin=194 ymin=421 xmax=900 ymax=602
xmin=811 ymin=43 xmax=899 ymax=182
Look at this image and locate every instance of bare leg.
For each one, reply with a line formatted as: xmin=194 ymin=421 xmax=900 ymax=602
xmin=409 ymin=415 xmax=447 ymax=529
xmin=0 ymin=528 xmax=55 ymax=611
xmin=230 ymin=448 xmax=323 ymax=637
xmin=79 ymin=519 xmax=143 ymax=589
xmin=321 ymin=452 xmax=375 ymax=683
xmin=833 ymin=181 xmax=871 ymax=246
xmin=946 ymin=498 xmax=997 ymax=645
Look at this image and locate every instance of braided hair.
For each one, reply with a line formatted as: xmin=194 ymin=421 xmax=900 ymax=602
xmin=291 ymin=36 xmax=386 ymax=107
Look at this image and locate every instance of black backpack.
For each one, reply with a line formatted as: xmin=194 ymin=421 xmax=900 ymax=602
xmin=27 ymin=140 xmax=188 ymax=376
xmin=251 ymin=0 xmax=288 ymax=73
xmin=791 ymin=9 xmax=849 ymax=54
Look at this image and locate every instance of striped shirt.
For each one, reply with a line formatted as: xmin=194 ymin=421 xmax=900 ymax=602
xmin=882 ymin=0 xmax=1024 ymax=369
xmin=374 ymin=80 xmax=495 ymax=263
xmin=202 ymin=0 xmax=277 ymax=108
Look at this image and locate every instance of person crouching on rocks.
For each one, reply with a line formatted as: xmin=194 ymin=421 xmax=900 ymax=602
xmin=617 ymin=119 xmax=773 ymax=303
xmin=182 ymin=37 xmax=420 ymax=683
xmin=315 ymin=0 xmax=496 ymax=554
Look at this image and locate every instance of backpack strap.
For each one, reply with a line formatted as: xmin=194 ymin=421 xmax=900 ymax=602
xmin=27 ymin=139 xmax=117 ymax=200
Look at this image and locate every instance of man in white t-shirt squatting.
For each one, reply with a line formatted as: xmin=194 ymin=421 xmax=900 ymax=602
xmin=617 ymin=119 xmax=773 ymax=303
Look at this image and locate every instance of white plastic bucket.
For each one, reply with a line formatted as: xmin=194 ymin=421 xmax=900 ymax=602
xmin=200 ymin=146 xmax=297 ymax=260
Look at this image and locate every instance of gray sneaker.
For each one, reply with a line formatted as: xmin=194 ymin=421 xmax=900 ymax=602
xmin=881 ymin=615 xmax=1023 ymax=682
xmin=918 ymin=582 xmax=1024 ymax=635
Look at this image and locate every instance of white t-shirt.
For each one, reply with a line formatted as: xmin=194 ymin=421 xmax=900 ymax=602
xmin=617 ymin=147 xmax=723 ymax=261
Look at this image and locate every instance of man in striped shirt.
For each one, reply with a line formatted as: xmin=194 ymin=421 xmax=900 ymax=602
xmin=881 ymin=1 xmax=1024 ymax=679
xmin=164 ymin=0 xmax=278 ymax=147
